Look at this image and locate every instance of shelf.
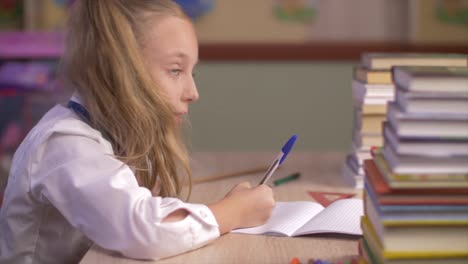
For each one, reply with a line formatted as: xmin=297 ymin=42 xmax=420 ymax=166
xmin=0 ymin=31 xmax=64 ymax=59
xmin=2 ymin=31 xmax=467 ymax=61
xmin=199 ymin=43 xmax=468 ymax=61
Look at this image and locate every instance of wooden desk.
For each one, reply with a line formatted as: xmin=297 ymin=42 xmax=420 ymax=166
xmin=80 ymin=152 xmax=362 ymax=264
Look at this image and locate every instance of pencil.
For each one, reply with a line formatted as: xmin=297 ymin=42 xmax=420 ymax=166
xmin=273 ymin=172 xmax=300 ymax=186
xmin=192 ymin=165 xmax=272 ymax=184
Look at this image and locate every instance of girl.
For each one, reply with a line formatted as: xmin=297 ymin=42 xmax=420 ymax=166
xmin=0 ymin=1 xmax=275 ymax=263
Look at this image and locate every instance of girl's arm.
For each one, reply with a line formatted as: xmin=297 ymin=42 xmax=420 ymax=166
xmin=32 ymin=127 xmax=274 ymax=260
xmin=31 ymin=131 xmax=219 ymax=261
xmin=163 ymin=182 xmax=275 ymax=235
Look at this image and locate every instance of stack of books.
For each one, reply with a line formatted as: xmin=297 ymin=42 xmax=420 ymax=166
xmin=343 ymin=53 xmax=468 ymax=188
xmin=359 ymin=65 xmax=468 ymax=264
xmin=344 ymin=54 xmax=395 ymax=188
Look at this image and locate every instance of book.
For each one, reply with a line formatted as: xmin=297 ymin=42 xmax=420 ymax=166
xmin=387 ymin=102 xmax=468 ymax=139
xmin=363 ymin=159 xmax=468 ymax=195
xmin=361 ymin=53 xmax=468 ymax=70
xmin=365 ymin=180 xmax=468 ymax=206
xmin=232 ymin=199 xmax=363 ymax=236
xmin=361 ymin=103 xmax=387 ymax=115
xmin=360 ymin=237 xmax=468 ymax=264
xmin=374 ymin=148 xmax=468 ymax=182
xmin=353 ymin=93 xmax=393 ymax=108
xmin=383 ymin=122 xmax=468 ymax=157
xmin=352 ymin=80 xmax=395 ymax=98
xmin=355 ymin=114 xmax=387 ymax=134
xmin=342 ymin=158 xmax=363 ymax=189
xmin=364 ymin=163 xmax=468 ymax=206
xmin=354 ymin=66 xmax=392 ymax=84
xmin=364 ymin=189 xmax=468 ymax=227
xmin=350 ymin=145 xmax=373 ymax=167
xmin=393 ymin=66 xmax=468 ymax=93
xmin=382 ymin=143 xmax=468 ymax=174
xmin=395 ymin=88 xmax=468 ymax=116
xmin=353 ymin=130 xmax=384 ymax=149
xmin=361 ymin=216 xmax=468 ymax=256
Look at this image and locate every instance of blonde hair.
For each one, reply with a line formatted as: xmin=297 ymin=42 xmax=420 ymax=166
xmin=63 ymin=0 xmax=192 ymax=198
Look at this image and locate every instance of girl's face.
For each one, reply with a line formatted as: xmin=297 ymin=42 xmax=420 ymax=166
xmin=142 ymin=15 xmax=199 ymax=124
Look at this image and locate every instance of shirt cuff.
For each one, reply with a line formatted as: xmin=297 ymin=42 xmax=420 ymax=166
xmin=162 ymin=200 xmax=220 ymax=247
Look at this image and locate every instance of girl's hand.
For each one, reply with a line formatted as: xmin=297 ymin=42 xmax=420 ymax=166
xmin=208 ymin=182 xmax=275 ymax=234
xmin=225 ymin=181 xmax=251 ymax=196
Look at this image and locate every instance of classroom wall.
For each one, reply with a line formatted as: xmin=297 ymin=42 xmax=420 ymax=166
xmin=186 ymin=61 xmax=357 ymax=151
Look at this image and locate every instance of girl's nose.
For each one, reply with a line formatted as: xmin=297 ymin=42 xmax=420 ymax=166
xmin=184 ymin=78 xmax=199 ymax=103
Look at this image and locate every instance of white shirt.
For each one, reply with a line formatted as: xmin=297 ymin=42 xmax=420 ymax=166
xmin=0 ymin=97 xmax=220 ymax=263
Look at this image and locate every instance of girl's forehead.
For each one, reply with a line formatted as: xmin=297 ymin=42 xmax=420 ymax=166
xmin=143 ymin=16 xmax=198 ymax=62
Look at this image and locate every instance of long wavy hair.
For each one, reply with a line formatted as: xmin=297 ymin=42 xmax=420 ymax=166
xmin=63 ymin=0 xmax=192 ymax=198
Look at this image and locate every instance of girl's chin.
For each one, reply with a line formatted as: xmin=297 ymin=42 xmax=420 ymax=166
xmin=175 ymin=116 xmax=183 ymax=124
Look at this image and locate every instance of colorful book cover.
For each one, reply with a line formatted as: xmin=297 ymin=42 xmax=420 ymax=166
xmin=361 ymin=216 xmax=468 ymax=259
xmin=365 ymin=185 xmax=468 ymax=226
xmin=374 ymin=150 xmax=468 ymax=183
xmin=363 ymin=159 xmax=468 ymax=194
xmin=365 ymin=180 xmax=468 ymax=206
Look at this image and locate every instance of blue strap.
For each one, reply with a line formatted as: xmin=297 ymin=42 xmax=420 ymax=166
xmin=67 ymin=100 xmax=91 ymax=124
xmin=67 ymin=100 xmax=123 ymax=154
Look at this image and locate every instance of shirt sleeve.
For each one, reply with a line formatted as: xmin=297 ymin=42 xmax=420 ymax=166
xmin=29 ymin=128 xmax=220 ymax=260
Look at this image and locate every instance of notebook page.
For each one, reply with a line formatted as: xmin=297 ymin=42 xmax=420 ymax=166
xmin=232 ymin=201 xmax=324 ymax=236
xmin=293 ymin=198 xmax=363 ymax=236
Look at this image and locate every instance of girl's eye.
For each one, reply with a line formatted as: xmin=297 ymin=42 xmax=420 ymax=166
xmin=170 ymin=69 xmax=182 ymax=76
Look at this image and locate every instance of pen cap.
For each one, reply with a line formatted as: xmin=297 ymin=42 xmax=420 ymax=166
xmin=279 ymin=134 xmax=297 ymax=165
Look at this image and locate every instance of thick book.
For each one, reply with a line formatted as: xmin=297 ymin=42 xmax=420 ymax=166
xmin=361 ymin=53 xmax=468 ymax=70
xmin=354 ymin=66 xmax=392 ymax=84
xmin=361 ymin=216 xmax=468 ymax=257
xmin=360 ymin=103 xmax=387 ymax=115
xmin=364 ymin=189 xmax=468 ymax=227
xmin=395 ymin=88 xmax=468 ymax=116
xmin=364 ymin=164 xmax=468 ymax=206
xmin=352 ymin=79 xmax=395 ymax=98
xmin=382 ymin=143 xmax=468 ymax=174
xmin=232 ymin=199 xmax=363 ymax=236
xmin=356 ymin=114 xmax=387 ymax=134
xmin=393 ymin=66 xmax=468 ymax=93
xmin=354 ymin=101 xmax=387 ymax=134
xmin=384 ymin=122 xmax=468 ymax=157
xmin=363 ymin=159 xmax=468 ymax=195
xmin=387 ymin=102 xmax=468 ymax=139
xmin=365 ymin=180 xmax=468 ymax=206
xmin=360 ymin=236 xmax=468 ymax=264
xmin=353 ymin=129 xmax=383 ymax=149
xmin=353 ymin=93 xmax=393 ymax=107
xmin=374 ymin=147 xmax=468 ymax=182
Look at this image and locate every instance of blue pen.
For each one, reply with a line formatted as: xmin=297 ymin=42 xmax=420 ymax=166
xmin=258 ymin=134 xmax=297 ymax=185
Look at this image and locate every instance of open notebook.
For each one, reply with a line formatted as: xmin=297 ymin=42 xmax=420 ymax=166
xmin=232 ymin=198 xmax=363 ymax=236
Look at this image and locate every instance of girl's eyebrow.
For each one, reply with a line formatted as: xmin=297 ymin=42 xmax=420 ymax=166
xmin=164 ymin=51 xmax=199 ymax=65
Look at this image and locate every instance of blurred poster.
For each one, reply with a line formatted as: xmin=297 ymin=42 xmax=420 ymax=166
xmin=0 ymin=0 xmax=23 ymax=29
xmin=435 ymin=0 xmax=468 ymax=25
xmin=175 ymin=0 xmax=214 ymax=21
xmin=409 ymin=0 xmax=468 ymax=44
xmin=23 ymin=0 xmax=74 ymax=30
xmin=274 ymin=0 xmax=318 ymax=23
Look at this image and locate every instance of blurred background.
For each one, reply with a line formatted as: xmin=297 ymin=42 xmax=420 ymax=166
xmin=0 ymin=0 xmax=467 ymax=190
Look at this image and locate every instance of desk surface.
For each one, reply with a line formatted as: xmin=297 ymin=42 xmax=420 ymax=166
xmin=80 ymin=152 xmax=362 ymax=264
